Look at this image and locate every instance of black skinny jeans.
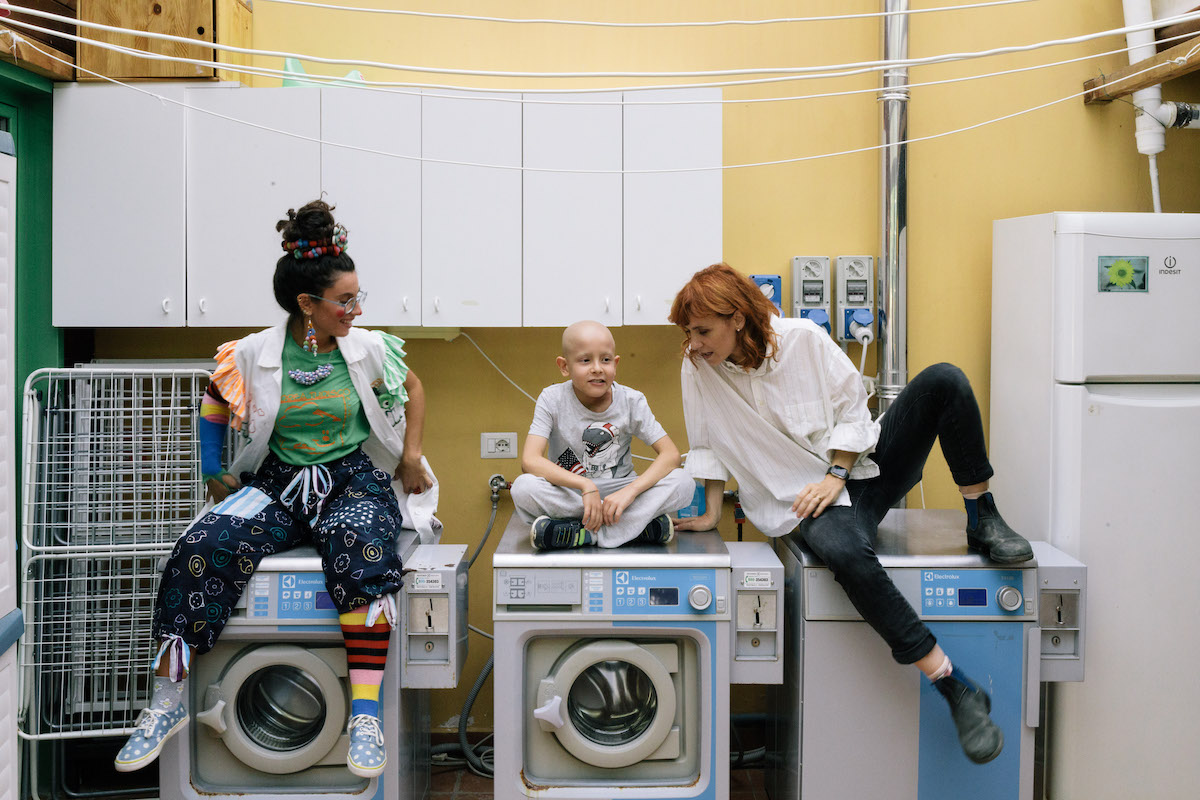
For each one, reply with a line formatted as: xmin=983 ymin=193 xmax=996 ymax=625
xmin=790 ymin=363 xmax=994 ymax=664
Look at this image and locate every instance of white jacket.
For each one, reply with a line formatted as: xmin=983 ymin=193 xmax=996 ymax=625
xmin=212 ymin=324 xmax=442 ymax=543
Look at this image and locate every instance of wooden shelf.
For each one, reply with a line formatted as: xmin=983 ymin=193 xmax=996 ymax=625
xmin=1084 ymin=33 xmax=1200 ymax=104
xmin=0 ymin=22 xmax=75 ymax=81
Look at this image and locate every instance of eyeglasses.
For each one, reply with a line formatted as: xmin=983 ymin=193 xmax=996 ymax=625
xmin=306 ymin=290 xmax=367 ymax=316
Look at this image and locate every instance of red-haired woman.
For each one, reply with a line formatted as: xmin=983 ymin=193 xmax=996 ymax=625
xmin=669 ymin=263 xmax=1031 ymax=765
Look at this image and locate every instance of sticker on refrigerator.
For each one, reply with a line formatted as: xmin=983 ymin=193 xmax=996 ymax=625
xmin=1097 ymin=256 xmax=1148 ymax=292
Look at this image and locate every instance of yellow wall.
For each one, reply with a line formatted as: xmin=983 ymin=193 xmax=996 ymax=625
xmin=97 ymin=0 xmax=1200 ymax=731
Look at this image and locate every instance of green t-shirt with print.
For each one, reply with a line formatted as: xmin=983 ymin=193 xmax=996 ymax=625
xmin=269 ymin=334 xmax=371 ymax=466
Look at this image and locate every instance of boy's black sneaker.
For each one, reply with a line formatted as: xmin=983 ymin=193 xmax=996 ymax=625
xmin=634 ymin=514 xmax=674 ymax=545
xmin=530 ymin=516 xmax=595 ymax=550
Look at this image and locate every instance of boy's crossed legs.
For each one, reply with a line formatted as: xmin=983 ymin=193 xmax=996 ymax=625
xmin=511 ymin=468 xmax=695 ymax=549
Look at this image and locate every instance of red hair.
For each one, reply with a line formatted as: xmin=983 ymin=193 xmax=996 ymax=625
xmin=669 ymin=263 xmax=780 ymax=370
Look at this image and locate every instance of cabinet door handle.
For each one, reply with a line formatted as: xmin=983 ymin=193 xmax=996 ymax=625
xmin=433 ymin=296 xmax=440 ymax=313
xmin=402 ymin=296 xmax=409 ymax=312
xmin=161 ymin=299 xmax=171 ymax=314
xmin=635 ymin=295 xmax=642 ymax=311
xmin=198 ymin=298 xmax=208 ymax=314
xmin=605 ymin=297 xmax=610 ymax=313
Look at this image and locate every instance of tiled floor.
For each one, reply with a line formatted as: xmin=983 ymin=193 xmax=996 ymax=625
xmin=429 ymin=766 xmax=770 ymax=800
xmin=431 ymin=764 xmax=500 ymax=800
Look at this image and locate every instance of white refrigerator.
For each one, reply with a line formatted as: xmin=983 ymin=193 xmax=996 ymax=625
xmin=990 ymin=212 xmax=1200 ymax=800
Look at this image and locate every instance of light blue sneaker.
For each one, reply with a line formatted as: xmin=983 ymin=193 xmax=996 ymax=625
xmin=114 ymin=703 xmax=189 ymax=772
xmin=346 ymin=714 xmax=386 ymax=778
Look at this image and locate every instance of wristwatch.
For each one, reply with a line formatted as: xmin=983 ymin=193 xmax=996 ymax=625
xmin=826 ymin=465 xmax=850 ymax=481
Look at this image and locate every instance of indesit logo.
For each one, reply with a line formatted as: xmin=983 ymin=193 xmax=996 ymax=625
xmin=1159 ymin=255 xmax=1181 ymax=276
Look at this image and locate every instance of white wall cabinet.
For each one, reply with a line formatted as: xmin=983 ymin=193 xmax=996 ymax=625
xmin=321 ymin=87 xmax=422 ymax=326
xmin=53 ymin=85 xmax=721 ymax=328
xmin=624 ymin=88 xmax=723 ymax=325
xmin=422 ymin=91 xmax=523 ymax=327
xmin=53 ymin=83 xmax=190 ymax=327
xmin=522 ymin=93 xmax=623 ymax=327
xmin=186 ymin=86 xmax=322 ymax=327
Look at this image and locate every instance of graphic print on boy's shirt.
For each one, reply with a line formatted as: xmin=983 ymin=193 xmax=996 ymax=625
xmin=555 ymin=421 xmax=628 ymax=480
xmin=556 ymin=448 xmax=587 ymax=475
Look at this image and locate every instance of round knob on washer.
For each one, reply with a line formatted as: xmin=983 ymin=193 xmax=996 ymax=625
xmin=688 ymin=585 xmax=712 ymax=611
xmin=997 ymin=586 xmax=1023 ymax=612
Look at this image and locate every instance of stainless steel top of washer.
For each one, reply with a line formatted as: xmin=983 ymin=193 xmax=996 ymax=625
xmin=493 ymin=515 xmax=731 ymax=569
xmin=251 ymin=529 xmax=422 ymax=572
xmin=786 ymin=508 xmax=1035 ymax=570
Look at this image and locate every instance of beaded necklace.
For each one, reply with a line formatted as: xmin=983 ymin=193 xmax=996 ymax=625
xmin=287 ymin=336 xmax=338 ymax=387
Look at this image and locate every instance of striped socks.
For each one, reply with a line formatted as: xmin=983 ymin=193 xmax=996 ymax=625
xmin=339 ymin=607 xmax=391 ymax=718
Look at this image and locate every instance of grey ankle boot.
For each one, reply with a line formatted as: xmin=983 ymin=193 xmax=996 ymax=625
xmin=933 ymin=672 xmax=1004 ymax=765
xmin=966 ymin=493 xmax=1033 ymax=564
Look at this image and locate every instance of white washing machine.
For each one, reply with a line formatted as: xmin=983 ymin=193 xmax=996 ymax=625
xmin=493 ymin=515 xmax=783 ymax=800
xmin=159 ymin=530 xmax=467 ymax=800
xmin=766 ymin=510 xmax=1086 ymax=800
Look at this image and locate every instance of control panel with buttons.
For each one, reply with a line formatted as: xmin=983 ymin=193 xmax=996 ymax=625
xmin=919 ymin=568 xmax=1031 ymax=618
xmin=496 ymin=566 xmax=725 ymax=618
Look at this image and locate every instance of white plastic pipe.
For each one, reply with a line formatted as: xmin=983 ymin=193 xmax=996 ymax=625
xmin=1124 ymin=0 xmax=1167 ymax=158
xmin=1120 ymin=0 xmax=1200 ymax=209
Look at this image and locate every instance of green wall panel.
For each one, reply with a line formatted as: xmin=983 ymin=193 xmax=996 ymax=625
xmin=0 ymin=66 xmax=61 ymax=495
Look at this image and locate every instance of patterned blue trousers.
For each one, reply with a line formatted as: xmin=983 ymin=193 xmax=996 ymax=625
xmin=152 ymin=449 xmax=404 ymax=654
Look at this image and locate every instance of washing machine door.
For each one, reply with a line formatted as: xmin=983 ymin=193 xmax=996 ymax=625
xmin=533 ymin=639 xmax=679 ymax=769
xmin=195 ymin=644 xmax=347 ymax=775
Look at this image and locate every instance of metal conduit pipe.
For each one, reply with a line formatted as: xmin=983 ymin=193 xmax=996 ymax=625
xmin=877 ymin=0 xmax=909 ymax=416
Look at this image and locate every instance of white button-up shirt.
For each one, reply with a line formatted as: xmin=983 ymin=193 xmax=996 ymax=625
xmin=680 ymin=316 xmax=880 ymax=537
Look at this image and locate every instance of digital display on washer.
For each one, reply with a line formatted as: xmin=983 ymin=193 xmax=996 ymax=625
xmin=649 ymin=587 xmax=679 ymax=606
xmin=957 ymin=588 xmax=987 ymax=607
xmin=316 ymin=592 xmax=335 ymax=610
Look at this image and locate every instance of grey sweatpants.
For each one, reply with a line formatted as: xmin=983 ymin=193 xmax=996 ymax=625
xmin=510 ymin=468 xmax=696 ymax=547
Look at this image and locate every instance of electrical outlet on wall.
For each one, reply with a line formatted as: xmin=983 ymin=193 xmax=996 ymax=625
xmin=481 ymin=432 xmax=518 ymax=459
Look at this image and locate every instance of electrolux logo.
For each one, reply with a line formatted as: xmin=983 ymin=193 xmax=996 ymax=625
xmin=1159 ymin=255 xmax=1181 ymax=276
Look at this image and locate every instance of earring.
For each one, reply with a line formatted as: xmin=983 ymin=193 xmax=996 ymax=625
xmin=305 ymin=315 xmax=318 ymax=354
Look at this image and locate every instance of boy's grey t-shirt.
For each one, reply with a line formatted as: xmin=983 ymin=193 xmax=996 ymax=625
xmin=529 ymin=381 xmax=668 ymax=480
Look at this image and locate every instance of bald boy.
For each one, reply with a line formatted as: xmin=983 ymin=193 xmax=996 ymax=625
xmin=511 ymin=321 xmax=695 ymax=550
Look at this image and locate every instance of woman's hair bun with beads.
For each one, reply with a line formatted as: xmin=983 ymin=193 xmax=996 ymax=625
xmin=272 ymin=198 xmax=355 ymax=319
xmin=276 ymin=199 xmax=337 ymax=243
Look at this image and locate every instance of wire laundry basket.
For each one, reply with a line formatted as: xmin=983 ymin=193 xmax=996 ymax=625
xmin=18 ymin=367 xmax=212 ymax=739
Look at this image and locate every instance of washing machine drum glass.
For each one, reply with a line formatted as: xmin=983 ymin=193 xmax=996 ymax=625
xmin=237 ymin=665 xmax=327 ymax=752
xmin=199 ymin=644 xmax=348 ymax=776
xmin=534 ymin=639 xmax=682 ymax=770
xmin=568 ymin=660 xmax=658 ymax=746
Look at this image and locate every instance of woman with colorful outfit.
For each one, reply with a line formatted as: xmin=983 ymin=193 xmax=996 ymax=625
xmin=115 ymin=200 xmax=438 ymax=778
xmin=669 ymin=263 xmax=1032 ymax=766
